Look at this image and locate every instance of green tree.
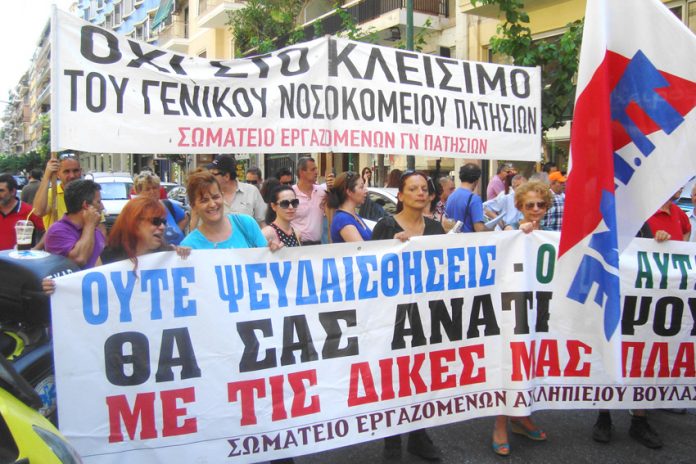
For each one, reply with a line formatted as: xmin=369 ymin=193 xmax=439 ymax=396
xmin=472 ymin=0 xmax=583 ymax=133
xmin=227 ymin=0 xmax=305 ymax=56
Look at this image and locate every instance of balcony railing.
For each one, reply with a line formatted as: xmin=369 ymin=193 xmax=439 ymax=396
xmin=158 ymin=18 xmax=189 ymax=44
xmin=268 ymin=0 xmax=448 ymax=53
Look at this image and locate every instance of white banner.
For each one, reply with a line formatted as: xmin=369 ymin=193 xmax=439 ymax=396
xmin=50 ymin=8 xmax=541 ymax=159
xmin=51 ymin=232 xmax=696 ymax=463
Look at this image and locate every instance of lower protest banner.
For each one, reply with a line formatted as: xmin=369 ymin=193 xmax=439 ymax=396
xmin=50 ymin=231 xmax=696 ymax=462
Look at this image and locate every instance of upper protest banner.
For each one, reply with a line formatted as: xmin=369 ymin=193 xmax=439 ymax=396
xmin=50 ymin=8 xmax=541 ymax=159
xmin=51 ymin=232 xmax=696 ymax=463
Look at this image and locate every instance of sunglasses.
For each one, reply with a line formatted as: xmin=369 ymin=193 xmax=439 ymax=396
xmin=524 ymin=201 xmax=547 ymax=210
xmin=246 ymin=179 xmax=258 ymax=185
xmin=277 ymin=199 xmax=300 ymax=209
xmin=149 ymin=217 xmax=167 ymax=226
xmin=281 ymin=181 xmax=293 ymax=186
xmin=59 ymin=153 xmax=77 ymax=160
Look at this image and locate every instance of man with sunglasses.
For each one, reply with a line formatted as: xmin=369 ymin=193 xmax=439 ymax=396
xmin=44 ymin=179 xmax=105 ymax=269
xmin=33 ymin=153 xmax=83 ymax=229
xmin=206 ymin=154 xmax=266 ymax=226
xmin=245 ymin=167 xmax=263 ymax=189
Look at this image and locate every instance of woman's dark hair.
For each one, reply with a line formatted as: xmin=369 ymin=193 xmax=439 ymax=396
xmin=361 ymin=167 xmax=372 ymax=186
xmin=395 ymin=170 xmax=429 ymax=213
xmin=260 ymin=178 xmax=281 ymax=203
xmin=385 ymin=169 xmax=403 ymax=188
xmin=265 ymin=184 xmax=295 ymax=224
xmin=427 ymin=176 xmax=441 ymax=212
xmin=327 ymin=171 xmax=361 ymax=209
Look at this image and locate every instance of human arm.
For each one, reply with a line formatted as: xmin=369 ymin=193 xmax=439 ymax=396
xmin=32 ymin=159 xmax=59 ymax=217
xmin=46 ymin=208 xmax=101 ymax=267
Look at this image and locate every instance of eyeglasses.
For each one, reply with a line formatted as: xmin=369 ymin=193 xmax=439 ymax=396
xmin=277 ymin=199 xmax=300 ymax=209
xmin=149 ymin=217 xmax=167 ymax=226
xmin=524 ymin=201 xmax=547 ymax=210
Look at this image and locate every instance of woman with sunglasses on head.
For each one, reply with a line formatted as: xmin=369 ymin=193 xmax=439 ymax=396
xmin=370 ymin=170 xmax=443 ymax=461
xmin=262 ymin=185 xmax=301 ymax=248
xmin=181 ymin=170 xmax=272 ymax=250
xmin=491 ymin=180 xmax=552 ymax=457
xmin=327 ymin=171 xmax=371 ymax=243
xmin=101 ymin=196 xmax=190 ymax=266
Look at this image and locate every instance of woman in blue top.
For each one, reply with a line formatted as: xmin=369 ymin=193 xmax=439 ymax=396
xmin=181 ymin=170 xmax=268 ymax=249
xmin=327 ymin=171 xmax=371 ymax=243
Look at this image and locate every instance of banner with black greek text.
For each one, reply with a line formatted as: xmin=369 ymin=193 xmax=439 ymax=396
xmin=50 ymin=232 xmax=696 ymax=463
xmin=50 ymin=8 xmax=541 ymax=159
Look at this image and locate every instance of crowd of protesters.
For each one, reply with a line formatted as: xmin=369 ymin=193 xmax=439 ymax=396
xmin=1 ymin=153 xmax=694 ymax=461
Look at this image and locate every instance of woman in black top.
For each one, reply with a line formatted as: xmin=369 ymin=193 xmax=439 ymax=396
xmin=371 ymin=170 xmax=443 ymax=461
xmin=372 ymin=170 xmax=445 ymax=240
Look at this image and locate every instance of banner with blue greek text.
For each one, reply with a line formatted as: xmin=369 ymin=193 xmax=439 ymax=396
xmin=50 ymin=8 xmax=541 ymax=160
xmin=51 ymin=232 xmax=696 ymax=463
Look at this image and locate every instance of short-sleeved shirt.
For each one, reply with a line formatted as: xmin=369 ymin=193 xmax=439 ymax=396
xmin=42 ymin=184 xmax=67 ymax=230
xmin=20 ymin=180 xmax=40 ymax=205
xmin=162 ymin=200 xmax=186 ymax=246
xmin=487 ymin=175 xmax=505 ymax=200
xmin=0 ymin=198 xmax=45 ymax=250
xmin=543 ymin=192 xmax=565 ymax=232
xmin=291 ymin=184 xmax=327 ymax=243
xmin=647 ymin=203 xmax=691 ymax=241
xmin=445 ymin=187 xmax=484 ymax=233
xmin=45 ymin=216 xmax=106 ymax=269
xmin=330 ymin=210 xmax=372 ymax=243
xmin=223 ymin=182 xmax=267 ymax=225
xmin=181 ymin=214 xmax=267 ymax=249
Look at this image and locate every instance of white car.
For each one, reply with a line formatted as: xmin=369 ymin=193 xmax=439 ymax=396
xmin=359 ymin=187 xmax=398 ymax=229
xmin=85 ymin=172 xmax=133 ymax=231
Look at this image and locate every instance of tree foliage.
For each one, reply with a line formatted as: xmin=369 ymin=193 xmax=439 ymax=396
xmin=227 ymin=0 xmax=306 ymax=56
xmin=473 ymin=0 xmax=583 ymax=133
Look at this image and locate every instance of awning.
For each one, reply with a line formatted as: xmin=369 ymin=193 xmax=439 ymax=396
xmin=150 ymin=0 xmax=173 ymax=30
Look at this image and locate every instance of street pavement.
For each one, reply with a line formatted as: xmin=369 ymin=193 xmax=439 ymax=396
xmin=290 ymin=409 xmax=695 ymax=464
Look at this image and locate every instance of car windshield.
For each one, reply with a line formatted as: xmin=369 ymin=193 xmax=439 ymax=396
xmin=99 ymin=182 xmax=132 ymax=200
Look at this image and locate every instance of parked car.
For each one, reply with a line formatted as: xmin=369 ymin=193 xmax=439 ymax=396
xmin=163 ymin=183 xmax=188 ymax=206
xmin=12 ymin=175 xmax=27 ymax=190
xmin=84 ymin=172 xmax=133 ymax=231
xmin=358 ymin=187 xmax=398 ymax=230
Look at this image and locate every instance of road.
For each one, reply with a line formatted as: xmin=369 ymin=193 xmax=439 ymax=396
xmin=289 ymin=409 xmax=695 ymax=464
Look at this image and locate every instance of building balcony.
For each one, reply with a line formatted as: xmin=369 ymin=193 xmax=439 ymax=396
xmin=297 ymin=0 xmax=448 ymax=45
xmin=35 ymin=84 xmax=50 ymax=108
xmin=157 ymin=18 xmax=189 ymax=53
xmin=198 ymin=0 xmax=245 ymax=29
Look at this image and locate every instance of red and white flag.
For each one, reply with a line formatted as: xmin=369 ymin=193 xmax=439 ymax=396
xmin=560 ymin=0 xmax=696 ymax=341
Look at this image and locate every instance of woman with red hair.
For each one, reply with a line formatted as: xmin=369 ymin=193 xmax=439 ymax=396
xmin=101 ymin=196 xmax=190 ymax=266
